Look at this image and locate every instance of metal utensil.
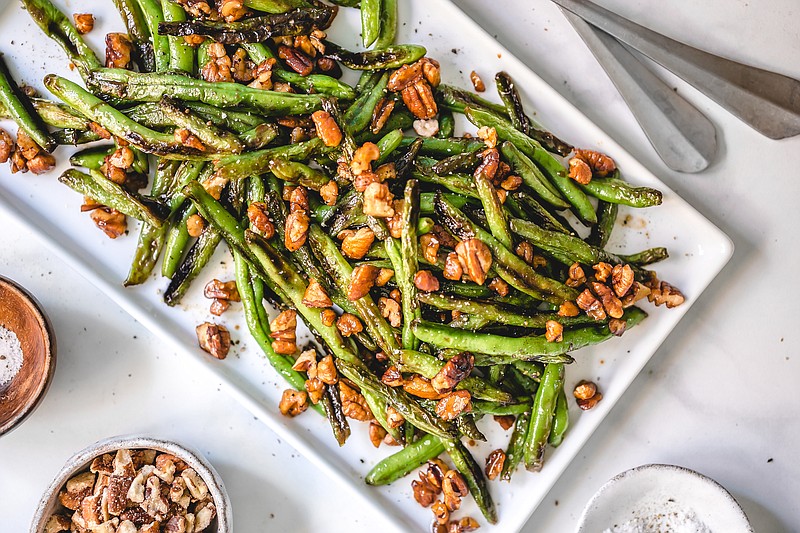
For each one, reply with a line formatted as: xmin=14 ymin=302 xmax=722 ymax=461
xmin=562 ymin=10 xmax=717 ymax=173
xmin=552 ymin=0 xmax=800 ymax=139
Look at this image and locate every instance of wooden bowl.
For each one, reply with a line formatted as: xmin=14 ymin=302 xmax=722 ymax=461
xmin=0 ymin=276 xmax=56 ymax=436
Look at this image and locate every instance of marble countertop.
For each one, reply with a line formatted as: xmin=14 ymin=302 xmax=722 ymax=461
xmin=1 ymin=0 xmax=799 ymax=531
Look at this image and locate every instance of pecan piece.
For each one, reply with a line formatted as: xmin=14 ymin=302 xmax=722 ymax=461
xmin=195 ymin=322 xmax=230 ymax=359
xmin=488 ymin=277 xmax=509 ymax=296
xmin=369 ymin=421 xmax=387 ymax=447
xmin=341 ymin=227 xmax=375 ymax=259
xmin=73 ymin=13 xmax=94 ymax=34
xmin=303 ymin=279 xmax=333 ymax=308
xmin=576 ymin=289 xmax=606 ymax=321
xmin=485 ymin=449 xmax=506 ymax=480
xmin=371 ymin=97 xmax=396 ymax=134
xmin=348 ymin=264 xmax=380 ymax=300
xmin=285 ymin=210 xmax=310 ymax=251
xmin=219 ymin=0 xmax=247 ymax=22
xmin=270 ymin=309 xmax=297 ymax=354
xmin=593 ymin=262 xmax=613 ymax=283
xmin=278 ymin=45 xmax=313 ymax=76
xmin=575 ymin=148 xmax=616 ymax=177
xmin=386 ymin=405 xmax=405 ymax=428
xmin=455 ymin=239 xmax=492 ymax=285
xmin=591 ymin=281 xmax=623 ymax=319
xmin=316 ymin=355 xmax=337 ymax=385
xmin=568 ymin=157 xmax=592 ymax=185
xmin=431 ymin=500 xmax=449 ymax=525
xmin=0 ymin=128 xmax=13 ymax=163
xmin=646 ymin=276 xmax=685 ymax=308
xmin=388 ymin=62 xmax=424 ymax=91
xmin=494 ymin=415 xmax=515 ymax=430
xmin=203 ymin=279 xmax=239 ymax=301
xmin=339 ymin=381 xmax=372 ymax=421
xmin=279 ymin=389 xmax=308 ymax=417
xmin=247 ymin=202 xmax=275 ymax=238
xmin=363 ymin=182 xmax=395 ymax=217
xmin=379 ymin=296 xmax=402 ymax=327
xmin=376 ymin=267 xmax=395 ymax=287
xmin=558 ymin=301 xmax=581 ymax=317
xmin=577 ymin=392 xmax=603 ymax=411
xmin=311 ymin=110 xmax=343 ymax=147
xmin=320 ymin=308 xmax=337 ymax=327
xmin=351 ymin=142 xmax=381 ymax=175
xmin=475 ymin=147 xmax=500 ymax=181
xmin=573 ymin=380 xmax=597 ymax=400
xmin=435 ymin=390 xmax=472 ymax=421
xmin=403 ymin=375 xmax=443 ymax=399
xmin=412 ymin=479 xmax=438 ymax=508
xmin=612 ymin=264 xmax=635 ymax=297
xmin=420 ymin=234 xmax=440 ymax=264
xmin=336 ymin=313 xmax=363 ymax=337
xmin=105 ymin=33 xmax=132 ymax=69
xmin=441 ymin=470 xmax=469 ymax=511
xmin=381 ymin=366 xmax=405 ymax=387
xmin=566 ymin=262 xmax=587 ymax=288
xmin=305 ymin=377 xmax=325 ymax=404
xmin=402 ymin=79 xmax=438 ymax=119
xmin=319 ymin=180 xmax=339 ymax=206
xmin=470 ymin=70 xmax=485 ymax=92
xmin=608 ymin=317 xmax=627 ymax=336
xmin=292 ymin=349 xmax=318 ymax=378
xmin=186 ymin=213 xmax=205 ymax=238
xmin=414 ymin=270 xmax=440 ymax=292
xmin=431 ymin=352 xmax=474 ymax=394
xmin=443 ymin=252 xmax=464 ymax=281
xmin=90 ymin=208 xmax=127 ymax=239
xmin=545 ymin=320 xmax=563 ymax=342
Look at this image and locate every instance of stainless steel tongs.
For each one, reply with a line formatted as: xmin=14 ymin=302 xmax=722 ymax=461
xmin=552 ymin=0 xmax=800 ymax=173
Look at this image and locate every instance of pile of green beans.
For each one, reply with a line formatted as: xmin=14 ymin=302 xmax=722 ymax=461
xmin=2 ymin=0 xmax=687 ymax=527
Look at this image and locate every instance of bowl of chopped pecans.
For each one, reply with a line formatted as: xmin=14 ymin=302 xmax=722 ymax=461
xmin=31 ymin=435 xmax=231 ymax=533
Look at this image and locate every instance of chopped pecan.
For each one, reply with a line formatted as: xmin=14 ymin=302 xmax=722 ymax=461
xmin=455 ymin=516 xmax=481 ymax=531
xmin=376 ymin=268 xmax=394 ymax=287
xmin=90 ymin=208 xmax=127 ymax=239
xmin=341 ymin=227 xmax=375 ymax=259
xmin=319 ymin=180 xmax=339 ymax=206
xmin=577 ymin=392 xmax=603 ymax=411
xmin=500 ymin=174 xmax=523 ymax=191
xmin=420 ymin=234 xmax=440 ymax=264
xmin=293 ymin=35 xmax=316 ymax=57
xmin=279 ymin=45 xmax=313 ymax=76
xmin=16 ymin=129 xmax=40 ymax=159
xmin=431 ymin=500 xmax=449 ymax=525
xmin=386 ymin=405 xmax=405 ymax=428
xmin=249 ymin=58 xmax=276 ymax=89
xmin=593 ymin=262 xmax=613 ymax=283
xmin=488 ymin=277 xmax=509 ymax=296
xmin=247 ymin=202 xmax=275 ymax=238
xmin=469 ymin=70 xmax=485 ymax=92
xmin=339 ymin=381 xmax=372 ymax=421
xmin=646 ymin=276 xmax=685 ymax=308
xmin=184 ymin=35 xmax=206 ymax=46
xmin=0 ymin=128 xmax=13 ymax=163
xmin=435 ymin=390 xmax=472 ymax=421
xmin=303 ymin=279 xmax=333 ymax=308
xmin=270 ymin=309 xmax=297 ymax=354
xmin=412 ymin=479 xmax=438 ymax=508
xmin=420 ymin=58 xmax=441 ymax=86
xmin=186 ymin=213 xmax=205 ymax=238
xmin=413 ymin=118 xmax=440 ymax=137
xmin=442 ymin=470 xmax=469 ymax=511
xmin=494 ymin=415 xmax=515 ymax=430
xmin=369 ymin=421 xmax=387 ymax=447
xmin=381 ymin=366 xmax=405 ymax=387
xmin=576 ymin=289 xmax=606 ymax=321
xmin=375 ymin=162 xmax=397 ymax=182
xmin=201 ymin=42 xmax=233 ymax=82
xmin=363 ymin=182 xmax=395 ymax=217
xmin=203 ymin=279 xmax=239 ymax=301
xmin=414 ymin=270 xmax=440 ymax=292
xmin=175 ymin=0 xmax=214 ymax=18
xmin=175 ymin=128 xmax=205 ymax=151
xmin=455 ymin=239 xmax=492 ymax=285
xmin=44 ymin=515 xmax=71 ymax=533
xmin=231 ymin=47 xmax=254 ymax=82
xmin=320 ymin=308 xmax=337 ymax=327
xmin=591 ymin=282 xmax=623 ymax=319
xmin=612 ymin=264 xmax=635 ymax=297
xmin=289 ymin=185 xmax=309 ymax=212
xmin=402 ymin=79 xmax=438 ymax=119
xmin=105 ymin=33 xmax=132 ymax=69
xmin=351 ymin=142 xmax=381 ymax=176
xmin=26 ymin=153 xmax=56 ymax=174
xmin=423 ymin=459 xmax=448 ymax=492
xmin=431 ymin=352 xmax=474 ymax=394
xmin=279 ymin=389 xmax=309 ymax=417
xmin=348 ymin=264 xmax=380 ymax=300
xmin=285 ymin=210 xmax=310 ymax=251
xmin=390 ymin=288 xmax=402 ymax=303
xmin=477 ymin=126 xmax=497 ymax=149
xmin=558 ymin=301 xmax=581 ymax=317
xmin=316 ymin=55 xmax=341 ymax=77
xmin=403 ymin=375 xmax=443 ymax=399
xmin=311 ymin=110 xmax=343 ymax=147
xmin=475 ymin=148 xmax=500 ymax=181
xmin=485 ymin=449 xmax=506 ymax=480
xmin=386 ymin=200 xmax=405 ymax=238
xmin=73 ymin=13 xmax=94 ymax=34
xmin=568 ymin=157 xmax=592 ymax=185
xmin=388 ymin=61 xmax=424 ymax=91
xmin=567 ymin=262 xmax=587 ymax=287
xmin=336 ymin=313 xmax=363 ymax=337
xmin=608 ymin=317 xmax=627 ymax=336
xmin=59 ymin=472 xmax=95 ymax=510
xmin=573 ymin=380 xmax=597 ymax=400
xmin=621 ymin=281 xmax=651 ymax=308
xmin=9 ymin=151 xmax=26 ymax=173
xmin=574 ymin=148 xmax=616 ymax=177
xmin=379 ymin=296 xmax=402 ymax=327
xmin=305 ymin=377 xmax=325 ymax=404
xmin=371 ymin=97 xmax=396 ymax=134
xmin=219 ymin=0 xmax=247 ymax=22
xmin=316 ymin=355 xmax=337 ymax=385
xmin=443 ymin=252 xmax=464 ymax=281
xmin=195 ymin=322 xmax=230 ymax=359
xmin=291 ymin=349 xmax=318 ymax=379
xmin=545 ymin=320 xmax=563 ymax=342
xmin=210 ymin=299 xmax=229 ymax=316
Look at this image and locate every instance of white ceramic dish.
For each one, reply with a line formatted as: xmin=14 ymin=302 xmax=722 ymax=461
xmin=0 ymin=1 xmax=732 ymax=531
xmin=577 ymin=464 xmax=753 ymax=532
xmin=31 ymin=435 xmax=232 ymax=532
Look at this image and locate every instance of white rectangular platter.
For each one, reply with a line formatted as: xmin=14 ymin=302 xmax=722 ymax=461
xmin=0 ymin=0 xmax=732 ymax=531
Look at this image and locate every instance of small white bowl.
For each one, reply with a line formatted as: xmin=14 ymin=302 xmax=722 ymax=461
xmin=577 ymin=464 xmax=752 ymax=533
xmin=31 ymin=435 xmax=232 ymax=532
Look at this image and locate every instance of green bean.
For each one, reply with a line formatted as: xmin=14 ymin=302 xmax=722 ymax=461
xmin=323 ymin=42 xmax=426 ymax=70
xmin=437 ymin=108 xmax=455 ymax=138
xmin=500 ymin=142 xmax=568 ymax=208
xmin=509 ymin=190 xmax=573 ymax=235
xmin=163 ymin=226 xmax=222 ymax=306
xmin=161 ymin=0 xmax=195 ymax=73
xmin=51 ymin=129 xmax=101 ymax=145
xmin=375 ymin=0 xmax=397 ymax=49
xmin=240 ymin=42 xmax=276 ymax=65
xmin=455 ymin=415 xmax=486 ymax=442
xmin=3 ymin=98 xmax=90 ymax=130
xmin=580 ymin=177 xmax=663 ymax=208
xmin=157 ymin=7 xmax=336 ymax=44
xmin=474 ymin=157 xmax=514 ymax=250
xmin=239 ymin=123 xmax=280 ymax=150
xmin=185 ymin=101 xmax=267 ymax=133
xmin=273 ymin=70 xmax=356 ymax=100
xmin=88 ymin=69 xmax=324 ymax=117
xmin=430 ymin=151 xmax=481 ymax=176
xmin=441 ymin=438 xmax=497 ymax=524
xmin=436 ymin=193 xmax=578 ymax=303
xmin=418 ymin=293 xmax=599 ymax=330
xmin=618 ymin=247 xmax=669 ymax=266
xmin=69 ymin=146 xmax=114 ymax=170
xmin=322 ymin=382 xmax=352 ymax=446
xmin=361 ymin=0 xmax=381 ymax=48
xmin=243 ymin=0 xmax=311 ymax=13
xmin=399 ymin=180 xmax=421 ymax=349
xmin=414 ymin=169 xmax=477 ymax=198
xmin=135 ymin=0 xmax=170 ymax=71
xmin=523 ymin=363 xmax=564 ymax=471
xmin=215 ymin=138 xmax=324 ymax=181
xmin=22 ymin=0 xmax=102 ymax=79
xmin=471 ymin=401 xmax=530 ymax=417
xmin=589 ymin=201 xmax=617 ymax=248
xmin=125 ymin=160 xmax=181 ymax=286
xmin=163 ymin=204 xmax=195 ymax=279
xmin=548 ymin=386 xmax=569 ymax=447
xmin=375 ymin=129 xmax=404 ymax=163
xmin=159 ymin=97 xmax=245 ymax=153
xmin=365 ymin=433 xmax=445 ymax=486
xmin=513 ymin=360 xmax=543 ymax=382
xmin=400 ymin=136 xmax=485 ymax=158
xmin=343 ymin=72 xmax=388 ymax=135
xmin=46 ymin=75 xmax=205 ymax=158
xmin=500 ymin=411 xmax=530 ymax=481
xmin=411 ymin=307 xmax=647 ymax=360
xmin=58 ymin=169 xmax=165 ymax=227
xmin=0 ymin=56 xmax=55 ymax=152
xmin=112 ymin=0 xmax=155 ymax=72
xmin=495 ymin=71 xmax=572 ymax=156
xmin=355 ymin=109 xmax=414 ymax=143
xmin=270 ymin=158 xmax=330 ymax=190
xmin=438 ymin=84 xmax=507 ymax=116
xmin=466 ymin=107 xmax=597 ymax=224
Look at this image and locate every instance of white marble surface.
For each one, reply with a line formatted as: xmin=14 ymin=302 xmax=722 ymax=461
xmin=2 ymin=0 xmax=799 ymax=531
